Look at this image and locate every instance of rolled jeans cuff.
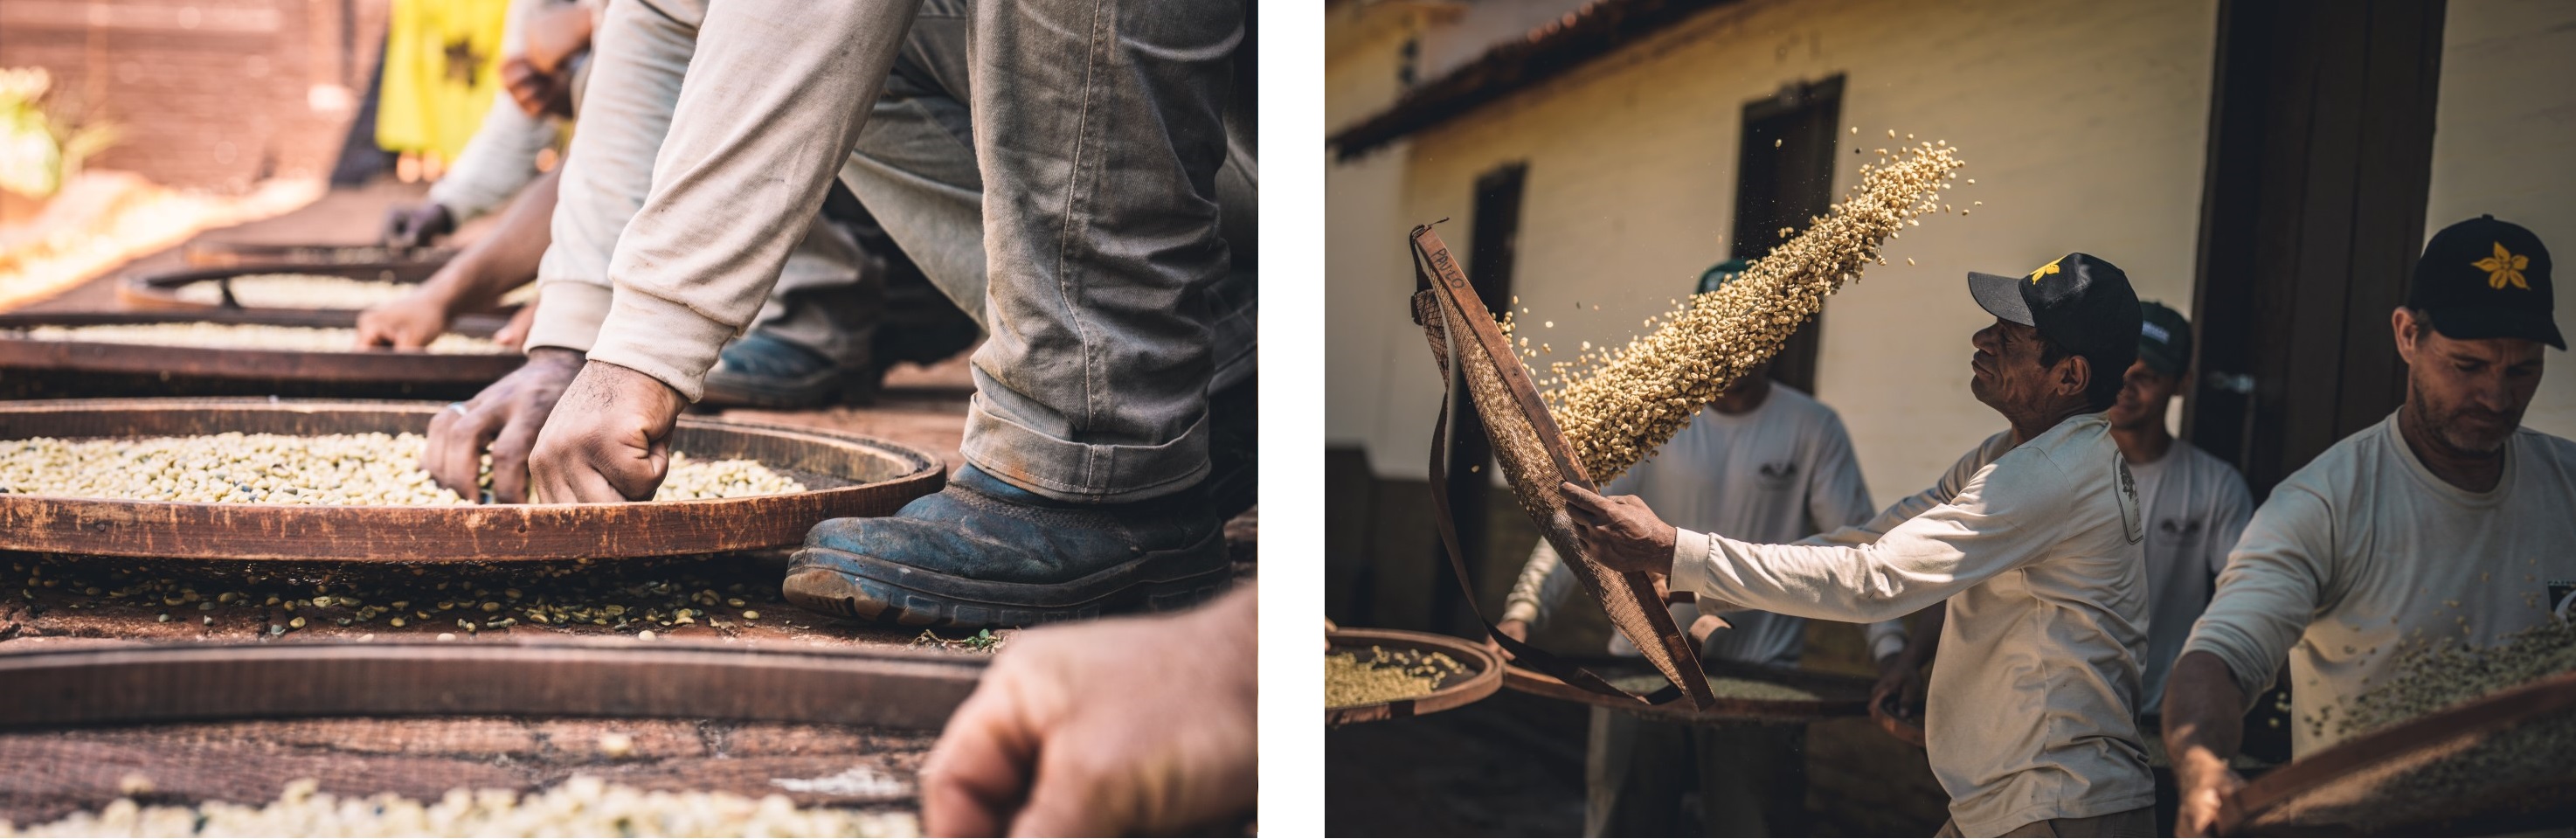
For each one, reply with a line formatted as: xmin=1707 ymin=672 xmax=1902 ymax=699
xmin=585 ymin=288 xmax=739 ymax=402
xmin=961 ymin=392 xmax=1211 ymax=504
xmin=522 ymin=281 xmax=613 ymax=355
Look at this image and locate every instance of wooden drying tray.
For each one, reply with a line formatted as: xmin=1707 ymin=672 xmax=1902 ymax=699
xmin=0 ymin=309 xmax=521 ymax=400
xmin=1504 ymin=655 xmax=1874 ymax=724
xmin=117 ymin=261 xmax=452 ymax=313
xmin=2221 ymin=669 xmax=2576 ymax=836
xmin=0 ymin=637 xmax=981 ymax=731
xmin=1326 ymin=628 xmax=1503 ymax=727
xmin=182 ymin=240 xmax=455 ymax=268
xmin=0 ymin=399 xmax=946 ymax=561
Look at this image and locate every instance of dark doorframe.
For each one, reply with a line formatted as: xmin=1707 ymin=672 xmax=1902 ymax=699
xmin=1419 ymin=162 xmax=1528 ymax=634
xmin=2185 ymin=0 xmax=2446 ymax=499
xmin=1730 ymin=75 xmax=1844 ymax=394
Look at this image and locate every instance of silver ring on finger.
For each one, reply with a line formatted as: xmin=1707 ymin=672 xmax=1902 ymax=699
xmin=445 ymin=401 xmax=470 ymax=416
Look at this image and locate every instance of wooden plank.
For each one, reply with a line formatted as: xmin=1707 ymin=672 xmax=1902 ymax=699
xmin=0 ymin=639 xmax=984 ymax=730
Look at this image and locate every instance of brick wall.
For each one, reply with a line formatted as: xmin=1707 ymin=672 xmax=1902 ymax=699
xmin=0 ymin=0 xmax=391 ymax=191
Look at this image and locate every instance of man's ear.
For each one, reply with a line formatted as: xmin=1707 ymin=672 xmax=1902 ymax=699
xmin=2059 ymin=355 xmax=2091 ymax=399
xmin=2391 ymin=307 xmax=2420 ymax=366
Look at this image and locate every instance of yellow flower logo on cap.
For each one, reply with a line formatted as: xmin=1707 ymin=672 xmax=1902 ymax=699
xmin=2028 ymin=258 xmax=2063 ymax=284
xmin=2474 ymin=242 xmax=2530 ymax=290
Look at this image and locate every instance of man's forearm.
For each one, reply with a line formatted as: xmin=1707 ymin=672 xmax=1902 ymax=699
xmin=2163 ymin=651 xmax=2247 ymax=773
xmin=582 ymin=0 xmax=921 ymax=400
xmin=436 ymin=168 xmax=564 ymax=311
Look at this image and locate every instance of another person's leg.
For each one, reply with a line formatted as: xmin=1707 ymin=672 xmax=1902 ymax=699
xmin=1585 ymin=709 xmax=1686 ymax=836
xmin=702 ymin=211 xmax=889 ymax=408
xmin=1695 ymin=721 xmax=1810 ymax=836
xmin=784 ymin=0 xmax=1248 ymax=627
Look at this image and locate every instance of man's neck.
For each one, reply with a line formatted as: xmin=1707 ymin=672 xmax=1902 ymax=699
xmin=1712 ymin=376 xmax=1772 ymax=416
xmin=2111 ymin=420 xmax=2175 ymax=465
xmin=2397 ymin=399 xmax=2507 ymax=492
xmin=2007 ymin=402 xmax=2092 ymax=446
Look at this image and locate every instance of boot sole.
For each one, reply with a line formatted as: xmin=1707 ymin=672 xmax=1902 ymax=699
xmin=779 ymin=526 xmax=1232 ymax=628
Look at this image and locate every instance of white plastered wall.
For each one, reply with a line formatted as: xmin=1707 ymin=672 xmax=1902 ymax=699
xmin=1337 ymin=0 xmax=2219 ymax=509
xmin=2422 ymin=0 xmax=2576 ymax=440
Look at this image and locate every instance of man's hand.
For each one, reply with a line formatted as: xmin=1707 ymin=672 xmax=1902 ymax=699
xmin=356 ymin=286 xmax=461 ymax=350
xmin=1559 ymin=482 xmax=1678 ymax=576
xmin=922 ymin=586 xmax=1257 ymax=836
xmin=1489 ymin=617 xmax=1529 ymax=659
xmin=2173 ymin=747 xmax=2246 ymax=836
xmin=527 ymin=360 xmax=686 ymax=503
xmin=491 ymin=301 xmax=537 ymax=351
xmin=426 ymin=347 xmax=583 ymax=503
xmin=499 ymin=57 xmax=573 ymax=119
xmin=2165 ymin=651 xmax=2254 ymax=836
xmin=383 ymin=201 xmax=454 ymax=247
xmin=1872 ymin=650 xmax=1927 ymax=721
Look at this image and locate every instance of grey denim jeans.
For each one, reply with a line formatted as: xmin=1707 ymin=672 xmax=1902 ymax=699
xmin=534 ymin=0 xmax=1252 ymax=503
xmin=843 ymin=0 xmax=1257 ymax=503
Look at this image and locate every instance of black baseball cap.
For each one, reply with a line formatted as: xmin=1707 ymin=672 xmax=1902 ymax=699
xmin=1967 ymin=253 xmax=2143 ymax=368
xmin=2409 ymin=215 xmax=2562 ymax=350
xmin=2136 ymin=301 xmax=2193 ymax=377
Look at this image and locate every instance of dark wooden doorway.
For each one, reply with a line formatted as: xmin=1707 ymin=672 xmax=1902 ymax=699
xmin=2185 ymin=0 xmax=2447 ymax=499
xmin=1417 ymin=162 xmax=1528 ymax=634
xmin=1730 ymin=75 xmax=1844 ymax=394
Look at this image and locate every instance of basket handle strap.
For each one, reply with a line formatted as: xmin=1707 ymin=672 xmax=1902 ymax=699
xmin=1411 ymin=245 xmax=1680 ymax=708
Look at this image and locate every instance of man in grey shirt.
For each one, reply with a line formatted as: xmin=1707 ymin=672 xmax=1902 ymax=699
xmin=2165 ymin=216 xmax=2574 ymax=836
xmin=1495 ymin=261 xmax=1905 ymax=836
xmin=1566 ymin=253 xmax=2156 ymax=836
xmin=2102 ymin=301 xmax=2254 ymax=725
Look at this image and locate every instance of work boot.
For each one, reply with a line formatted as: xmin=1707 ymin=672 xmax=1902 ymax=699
xmin=780 ymin=465 xmax=1230 ymax=628
xmin=701 ymin=331 xmax=873 ymax=409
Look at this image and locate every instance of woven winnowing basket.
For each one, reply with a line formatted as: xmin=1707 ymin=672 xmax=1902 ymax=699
xmin=1410 ymin=227 xmax=1714 ymax=710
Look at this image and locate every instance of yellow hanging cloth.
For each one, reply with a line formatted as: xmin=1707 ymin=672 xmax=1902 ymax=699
xmin=374 ymin=0 xmax=512 ymax=164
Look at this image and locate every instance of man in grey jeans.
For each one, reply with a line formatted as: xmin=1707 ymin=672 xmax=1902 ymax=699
xmin=425 ymin=0 xmax=1255 ymax=627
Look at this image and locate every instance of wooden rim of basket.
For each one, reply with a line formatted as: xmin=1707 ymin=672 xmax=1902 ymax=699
xmin=2221 ymin=669 xmax=2576 ymax=836
xmin=116 ymin=261 xmax=450 ymax=312
xmin=0 ymin=638 xmax=984 ymax=731
xmin=1500 ymin=655 xmax=1873 ymax=724
xmin=180 ymin=240 xmax=455 ymax=267
xmin=1325 ymin=627 xmax=1503 ymax=727
xmin=0 ymin=309 xmax=523 ymax=385
xmin=0 ymin=399 xmax=948 ymax=561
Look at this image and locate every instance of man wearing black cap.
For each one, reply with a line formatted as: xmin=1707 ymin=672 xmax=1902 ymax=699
xmin=1564 ymin=253 xmax=2155 ymax=836
xmin=2164 ymin=216 xmax=2576 ymax=836
xmin=1497 ymin=260 xmax=1906 ymax=836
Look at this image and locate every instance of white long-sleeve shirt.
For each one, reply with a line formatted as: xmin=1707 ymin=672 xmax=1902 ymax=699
xmin=1499 ymin=385 xmax=1905 ymax=666
xmin=1673 ymin=413 xmax=2152 ymax=836
xmin=523 ymin=0 xmax=915 ymax=399
xmin=2182 ymin=414 xmax=2576 ymax=756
